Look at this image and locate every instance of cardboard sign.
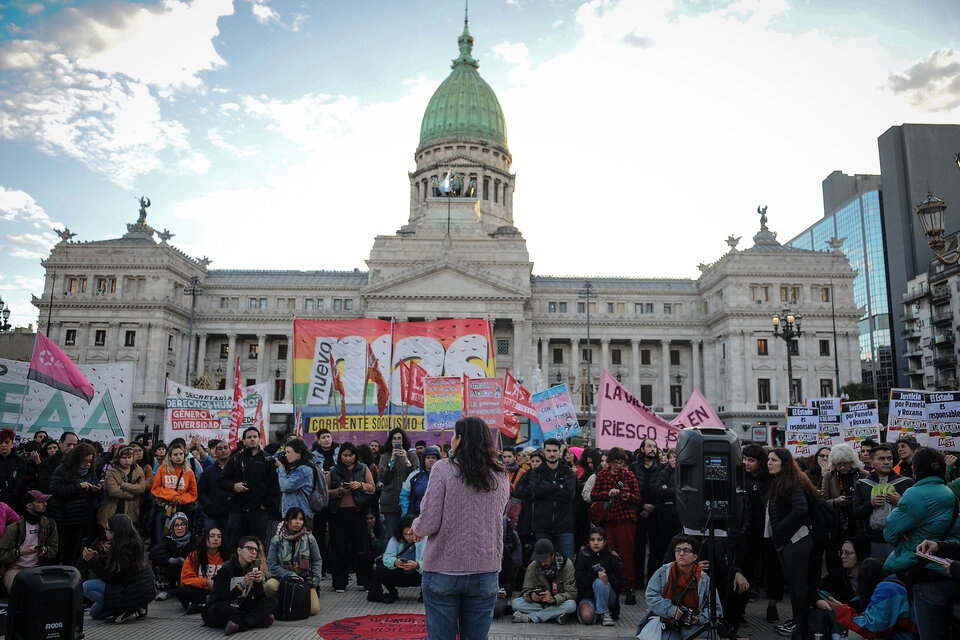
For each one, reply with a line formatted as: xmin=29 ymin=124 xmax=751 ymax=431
xmin=423 ymin=377 xmax=463 ymax=431
xmin=532 ymin=385 xmax=580 ymax=440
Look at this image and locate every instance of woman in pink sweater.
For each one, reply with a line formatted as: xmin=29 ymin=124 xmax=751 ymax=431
xmin=413 ymin=416 xmax=510 ymax=640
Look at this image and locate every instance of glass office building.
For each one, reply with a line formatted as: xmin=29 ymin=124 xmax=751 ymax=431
xmin=787 ymin=176 xmax=893 ymax=398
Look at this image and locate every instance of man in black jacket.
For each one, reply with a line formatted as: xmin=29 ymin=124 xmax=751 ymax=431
xmin=0 ymin=429 xmax=25 ymax=509
xmin=528 ymin=438 xmax=576 ymax=559
xmin=630 ymin=438 xmax=663 ymax=581
xmin=218 ymin=428 xmax=280 ymax=551
xmin=37 ymin=431 xmax=78 ymax=493
xmin=198 ymin=440 xmax=232 ymax=539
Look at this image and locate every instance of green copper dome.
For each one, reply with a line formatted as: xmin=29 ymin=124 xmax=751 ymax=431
xmin=418 ymin=19 xmax=508 ymax=152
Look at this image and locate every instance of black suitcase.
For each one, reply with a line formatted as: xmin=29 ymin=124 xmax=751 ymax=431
xmin=6 ymin=565 xmax=84 ymax=639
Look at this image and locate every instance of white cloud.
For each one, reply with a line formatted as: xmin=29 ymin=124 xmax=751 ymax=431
xmin=5 ymin=232 xmax=58 ymax=259
xmin=207 ymin=128 xmax=261 ymax=158
xmin=889 ymin=49 xmax=960 ymax=112
xmin=249 ymin=0 xmax=280 ymax=25
xmin=0 ymin=185 xmax=54 ymax=229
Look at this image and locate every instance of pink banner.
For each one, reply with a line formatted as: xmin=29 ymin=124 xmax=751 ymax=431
xmin=670 ymin=388 xmax=724 ymax=429
xmin=27 ymin=332 xmax=95 ymax=403
xmin=596 ymin=370 xmax=680 ymax=450
xmin=463 ymin=377 xmax=505 ymax=431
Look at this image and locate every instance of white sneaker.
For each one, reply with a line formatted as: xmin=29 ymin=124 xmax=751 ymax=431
xmin=155 ymin=590 xmax=169 ymax=601
xmin=512 ymin=611 xmax=531 ymax=623
xmin=601 ymin=612 xmax=615 ymax=626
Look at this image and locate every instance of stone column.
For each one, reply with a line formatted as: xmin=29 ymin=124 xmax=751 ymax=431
xmin=600 ymin=338 xmax=610 ymax=375
xmin=539 ymin=337 xmax=549 ymax=370
xmin=287 ymin=331 xmax=295 ymax=404
xmin=257 ymin=333 xmax=267 ymax=383
xmin=227 ymin=334 xmax=237 ymax=389
xmin=512 ymin=319 xmax=523 ymax=380
xmin=691 ymin=339 xmax=701 ymax=392
xmin=661 ymin=340 xmax=671 ymax=409
xmin=631 ymin=339 xmax=641 ymax=393
xmin=570 ymin=339 xmax=580 ymax=387
xmin=196 ymin=333 xmax=207 ymax=380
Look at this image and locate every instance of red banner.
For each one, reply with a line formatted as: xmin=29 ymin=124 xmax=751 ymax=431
xmin=227 ymin=357 xmax=244 ymax=448
xmin=503 ymin=370 xmax=537 ymax=424
xmin=367 ymin=343 xmax=389 ymax=416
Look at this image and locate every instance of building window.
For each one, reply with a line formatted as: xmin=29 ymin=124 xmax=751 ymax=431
xmin=819 ymin=339 xmax=830 ymax=356
xmin=757 ymin=339 xmax=768 ymax=356
xmin=275 ymin=379 xmax=286 ymax=402
xmin=334 ymin=299 xmax=342 ymax=311
xmin=758 ymin=378 xmax=771 ymax=404
xmin=788 ymin=341 xmax=799 ymax=356
xmin=220 ymin=343 xmax=229 ymax=359
xmin=820 ymin=287 xmax=831 ymax=302
xmin=217 ymin=378 xmax=226 ymax=390
xmin=820 ymin=379 xmax=834 ymax=397
xmin=168 ymin=335 xmax=174 ymax=351
xmin=220 ymin=297 xmax=229 ymax=309
xmin=497 ymin=339 xmax=510 ymax=356
xmin=249 ymin=298 xmax=258 ymax=309
xmin=582 ymin=348 xmax=594 ymax=363
xmin=305 ymin=299 xmax=315 ymax=310
xmin=670 ymin=385 xmax=683 ymax=408
xmin=548 ymin=302 xmax=557 ymax=313
xmin=616 ymin=302 xmax=625 ymax=314
xmin=791 ymin=378 xmax=802 ymax=402
xmin=577 ymin=301 xmax=596 ymax=313
xmin=96 ymin=277 xmax=116 ymax=293
xmin=317 ymin=299 xmax=324 ymax=311
xmin=558 ymin=302 xmax=567 ymax=313
xmin=664 ymin=303 xmax=672 ymax=315
xmin=611 ymin=348 xmax=622 ymax=365
xmin=245 ymin=378 xmax=256 ymax=387
xmin=780 ymin=286 xmax=800 ymax=303
xmin=751 ymin=285 xmax=769 ymax=302
xmin=641 ymin=349 xmax=651 ymax=365
xmin=286 ymin=298 xmax=296 ymax=310
xmin=65 ymin=329 xmax=77 ymax=345
xmin=483 ymin=179 xmax=489 ymax=200
xmin=344 ymin=299 xmax=353 ymax=311
xmin=607 ymin=302 xmax=614 ymax=313
xmin=124 ymin=330 xmax=136 ymax=347
xmin=670 ymin=349 xmax=680 ymax=366
xmin=259 ymin=298 xmax=267 ymax=309
xmin=635 ymin=303 xmax=645 ymax=314
xmin=94 ymin=330 xmax=106 ymax=346
xmin=278 ymin=344 xmax=288 ymax=360
xmin=249 ymin=344 xmax=259 ymax=359
xmin=640 ymin=385 xmax=653 ymax=406
xmin=552 ymin=348 xmax=563 ymax=364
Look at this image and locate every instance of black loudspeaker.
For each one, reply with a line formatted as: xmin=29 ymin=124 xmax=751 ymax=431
xmin=6 ymin=565 xmax=84 ymax=639
xmin=675 ymin=427 xmax=746 ymax=531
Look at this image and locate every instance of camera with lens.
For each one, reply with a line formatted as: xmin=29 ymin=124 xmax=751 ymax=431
xmin=676 ymin=606 xmax=697 ymax=629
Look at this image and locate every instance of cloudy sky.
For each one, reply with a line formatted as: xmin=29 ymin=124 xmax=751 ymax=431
xmin=1 ymin=0 xmax=959 ymax=328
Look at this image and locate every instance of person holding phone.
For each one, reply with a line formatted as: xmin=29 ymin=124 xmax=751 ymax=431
xmin=48 ymin=442 xmax=102 ymax=566
xmin=327 ymin=442 xmax=376 ymax=592
xmin=202 ymin=535 xmax=276 ymax=635
xmin=367 ymin=514 xmax=424 ymax=603
xmin=574 ymin=526 xmax=626 ymax=626
xmin=378 ymin=428 xmax=419 ymax=537
xmin=0 ymin=490 xmax=58 ymax=590
xmin=80 ymin=513 xmax=155 ymax=622
xmin=511 ymin=538 xmax=577 ymax=624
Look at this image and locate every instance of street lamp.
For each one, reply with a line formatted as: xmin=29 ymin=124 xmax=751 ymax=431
xmin=578 ymin=282 xmax=598 ymax=443
xmin=915 ymin=154 xmax=960 ymax=265
xmin=772 ymin=309 xmax=802 ymax=404
xmin=0 ymin=298 xmax=11 ymax=332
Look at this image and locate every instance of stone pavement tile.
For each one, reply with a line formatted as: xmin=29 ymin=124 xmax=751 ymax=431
xmin=81 ymin=583 xmax=786 ymax=639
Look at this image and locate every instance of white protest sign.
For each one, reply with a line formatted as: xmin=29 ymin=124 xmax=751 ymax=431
xmin=889 ymin=389 xmax=926 ymax=420
xmin=841 ymin=425 xmax=881 ymax=451
xmin=786 ymin=406 xmax=819 ymax=429
xmin=841 ymin=400 xmax=880 ymax=428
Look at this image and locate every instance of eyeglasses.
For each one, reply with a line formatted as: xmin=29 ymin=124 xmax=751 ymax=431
xmin=241 ymin=546 xmax=259 ymax=552
xmin=674 ymin=548 xmax=695 ymax=556
xmin=838 ymin=550 xmax=856 ymax=557
xmin=818 ymin=454 xmax=830 ymax=459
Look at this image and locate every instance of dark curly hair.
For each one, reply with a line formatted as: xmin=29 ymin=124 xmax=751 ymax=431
xmin=449 ymin=416 xmax=505 ymax=492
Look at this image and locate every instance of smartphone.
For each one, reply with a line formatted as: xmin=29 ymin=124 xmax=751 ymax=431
xmin=817 ymin=590 xmax=831 ymax=600
xmin=592 ymin=563 xmax=603 ymax=573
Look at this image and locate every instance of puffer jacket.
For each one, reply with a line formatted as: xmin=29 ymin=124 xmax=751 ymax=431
xmin=378 ymin=450 xmax=418 ymax=515
xmin=527 ymin=462 xmax=577 ymax=533
xmin=86 ymin=539 xmax=156 ymax=615
xmin=884 ymin=475 xmax=960 ymax=574
xmin=767 ymin=487 xmax=810 ymax=548
xmin=97 ymin=465 xmax=145 ymax=527
xmin=47 ymin=464 xmax=101 ymax=526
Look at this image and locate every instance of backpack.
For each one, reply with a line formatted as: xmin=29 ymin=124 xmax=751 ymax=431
xmin=808 ymin=494 xmax=841 ymax=545
xmin=306 ymin=464 xmax=329 ymax=512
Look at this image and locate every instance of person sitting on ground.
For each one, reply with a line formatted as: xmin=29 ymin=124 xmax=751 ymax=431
xmin=80 ymin=513 xmax=155 ymax=623
xmin=574 ymin=526 xmax=626 ymax=627
xmin=179 ymin=527 xmax=226 ymax=614
xmin=835 ymin=557 xmax=918 ymax=639
xmin=511 ymin=538 xmax=577 ymax=624
xmin=367 ymin=514 xmax=424 ymax=604
xmin=265 ymin=507 xmax=323 ymax=615
xmin=797 ymin=537 xmax=870 ymax=639
xmin=637 ymin=534 xmax=722 ymax=640
xmin=150 ymin=511 xmax=196 ymax=601
xmin=366 ymin=507 xmax=389 ymax=559
xmin=202 ymin=535 xmax=277 ymax=636
xmin=0 ymin=489 xmax=58 ymax=591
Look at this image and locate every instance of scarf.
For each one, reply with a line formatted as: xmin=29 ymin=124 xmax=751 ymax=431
xmin=23 ymin=510 xmax=42 ymax=525
xmin=661 ymin=562 xmax=701 ymax=623
xmin=505 ymin=460 xmax=520 ymax=474
xmin=277 ymin=524 xmax=312 ymax=576
xmin=539 ymin=554 xmax=564 ymax=580
xmin=168 ymin=513 xmax=193 ymax=549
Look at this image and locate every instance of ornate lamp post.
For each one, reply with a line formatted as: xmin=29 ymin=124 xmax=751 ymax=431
xmin=183 ymin=276 xmax=203 ymax=384
xmin=916 ymin=153 xmax=960 ymax=265
xmin=0 ymin=298 xmax=11 ymax=332
xmin=578 ymin=282 xmax=597 ymax=443
xmin=772 ymin=309 xmax=803 ymax=404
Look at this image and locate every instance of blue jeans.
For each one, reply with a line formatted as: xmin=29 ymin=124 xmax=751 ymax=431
xmin=511 ymin=596 xmax=576 ymax=622
xmin=83 ymin=579 xmax=106 ymax=619
xmin=382 ymin=512 xmax=401 ymax=539
xmin=422 ymin=571 xmax=499 ymax=640
xmin=532 ymin=530 xmax=574 ymax=560
xmin=914 ymin=579 xmax=957 ymax=640
xmin=578 ymin=577 xmax=617 ymax=619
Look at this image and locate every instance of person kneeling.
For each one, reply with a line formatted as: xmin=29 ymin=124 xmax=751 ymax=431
xmin=202 ymin=536 xmax=277 ymax=636
xmin=511 ymin=539 xmax=577 ymax=624
xmin=636 ymin=534 xmax=721 ymax=640
xmin=81 ymin=514 xmax=155 ymax=623
xmin=574 ymin=526 xmax=626 ymax=626
xmin=368 ymin=514 xmax=424 ymax=604
xmin=178 ymin=527 xmax=226 ymax=614
xmin=264 ymin=508 xmax=322 ymax=615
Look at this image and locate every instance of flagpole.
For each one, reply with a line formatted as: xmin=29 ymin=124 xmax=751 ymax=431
xmin=362 ymin=361 xmax=368 ymax=446
xmin=388 ymin=318 xmax=396 ymax=430
xmin=13 ymin=332 xmax=41 ymax=432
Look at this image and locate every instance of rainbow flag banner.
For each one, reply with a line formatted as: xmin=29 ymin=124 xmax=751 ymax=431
xmin=294 ymin=319 xmax=494 ymax=445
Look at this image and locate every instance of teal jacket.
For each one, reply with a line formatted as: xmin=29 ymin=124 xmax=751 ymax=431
xmin=883 ymin=475 xmax=960 ymax=574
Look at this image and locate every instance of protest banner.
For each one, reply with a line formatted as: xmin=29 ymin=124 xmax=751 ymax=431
xmin=818 ymin=415 xmax=842 ymax=446
xmin=841 ymin=400 xmax=880 ymax=428
xmin=463 ymin=377 xmax=505 ymax=431
xmin=928 ymin=421 xmax=960 ymax=450
xmin=0 ymin=358 xmax=133 ymax=444
xmin=423 ymin=377 xmax=462 ymax=431
xmin=294 ymin=319 xmax=494 ymax=445
xmin=164 ymin=380 xmax=271 ymax=447
xmin=670 ymin=389 xmax=723 ymax=429
xmin=808 ymin=397 xmax=842 ymax=417
xmin=889 ymin=389 xmax=926 ymax=420
xmin=925 ymin=391 xmax=960 ymax=422
xmin=786 ymin=429 xmax=818 ymax=457
xmin=841 ymin=425 xmax=881 ymax=451
xmin=596 ymin=370 xmax=679 ymax=450
xmin=531 ymin=385 xmax=580 ymax=440
xmin=751 ymin=426 xmax=769 ymax=445
xmin=887 ymin=417 xmax=929 ymax=446
xmin=786 ymin=406 xmax=819 ymax=429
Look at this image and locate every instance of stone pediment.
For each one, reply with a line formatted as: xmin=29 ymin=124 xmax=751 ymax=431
xmin=363 ymin=258 xmax=529 ymax=300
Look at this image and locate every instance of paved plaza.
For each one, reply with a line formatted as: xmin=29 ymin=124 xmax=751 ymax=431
xmin=80 ymin=579 xmax=785 ymax=640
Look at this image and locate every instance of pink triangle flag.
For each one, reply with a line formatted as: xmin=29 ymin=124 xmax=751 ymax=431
xmin=669 ymin=388 xmax=725 ymax=429
xmin=596 ymin=369 xmax=680 ymax=450
xmin=27 ymin=332 xmax=95 ymax=404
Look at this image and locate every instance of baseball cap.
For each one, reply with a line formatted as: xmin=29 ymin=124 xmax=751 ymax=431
xmin=531 ymin=538 xmax=555 ymax=562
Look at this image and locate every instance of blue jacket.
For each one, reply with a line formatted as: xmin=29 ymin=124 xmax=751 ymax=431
xmin=197 ymin=461 xmax=230 ymax=519
xmin=883 ymin=475 xmax=960 ymax=574
xmin=835 ymin=577 xmax=918 ymax=640
xmin=639 ymin=562 xmax=722 ymax=637
xmin=277 ymin=463 xmax=315 ymax=519
xmin=381 ymin=537 xmax=425 ymax=573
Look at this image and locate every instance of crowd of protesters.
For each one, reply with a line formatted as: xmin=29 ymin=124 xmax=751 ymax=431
xmin=0 ymin=421 xmax=958 ymax=639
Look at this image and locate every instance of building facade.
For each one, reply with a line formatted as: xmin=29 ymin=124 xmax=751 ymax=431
xmin=29 ymin=21 xmax=861 ymax=440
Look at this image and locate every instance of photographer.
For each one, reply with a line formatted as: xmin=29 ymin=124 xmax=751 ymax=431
xmin=637 ymin=534 xmax=721 ymax=640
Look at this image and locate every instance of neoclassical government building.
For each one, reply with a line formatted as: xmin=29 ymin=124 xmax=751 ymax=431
xmin=32 ymin=20 xmax=861 ymax=439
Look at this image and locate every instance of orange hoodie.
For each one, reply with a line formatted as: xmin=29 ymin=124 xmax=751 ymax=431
xmin=151 ymin=464 xmax=198 ymax=504
xmin=180 ymin=549 xmax=225 ymax=590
